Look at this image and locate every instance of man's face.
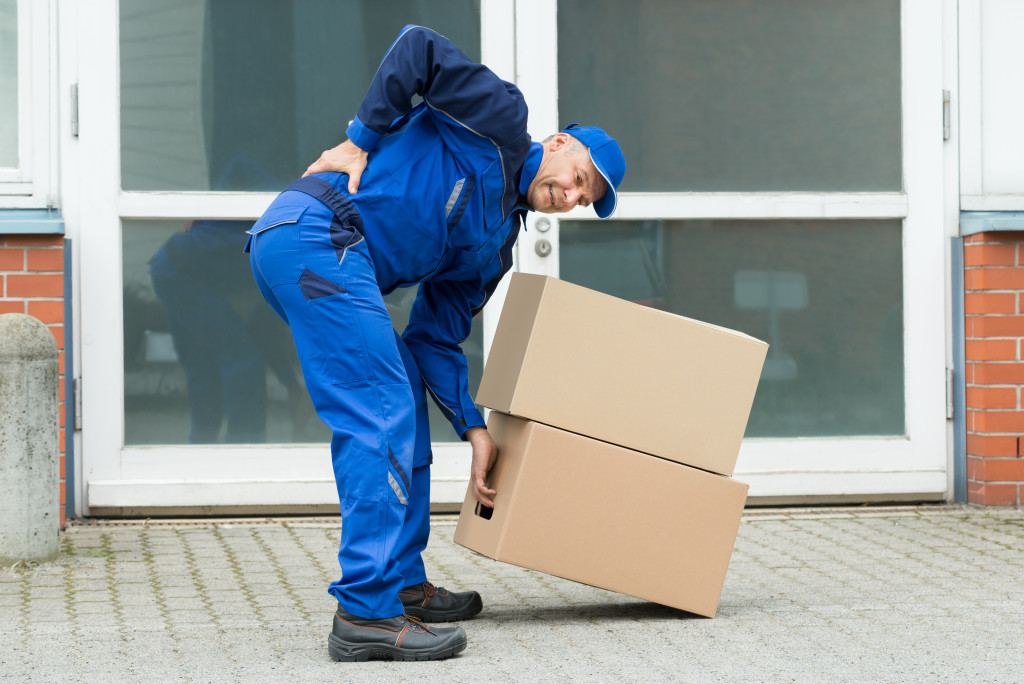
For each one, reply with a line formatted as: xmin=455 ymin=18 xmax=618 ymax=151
xmin=526 ymin=133 xmax=608 ymax=214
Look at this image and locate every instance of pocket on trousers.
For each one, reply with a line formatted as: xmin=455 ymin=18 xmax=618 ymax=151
xmin=298 ymin=268 xmax=346 ymax=300
xmin=296 ymin=283 xmax=373 ymax=386
xmin=248 ymin=204 xmax=308 ymax=235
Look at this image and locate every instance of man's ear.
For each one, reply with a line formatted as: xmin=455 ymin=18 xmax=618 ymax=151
xmin=548 ymin=132 xmax=570 ymax=152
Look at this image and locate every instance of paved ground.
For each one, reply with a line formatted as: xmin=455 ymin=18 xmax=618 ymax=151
xmin=1 ymin=505 xmax=1022 ymax=683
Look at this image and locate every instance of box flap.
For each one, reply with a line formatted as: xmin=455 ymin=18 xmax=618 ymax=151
xmin=547 ymin=277 xmax=769 ymax=346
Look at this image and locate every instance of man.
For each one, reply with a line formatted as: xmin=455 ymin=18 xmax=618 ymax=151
xmin=246 ymin=25 xmax=625 ymax=662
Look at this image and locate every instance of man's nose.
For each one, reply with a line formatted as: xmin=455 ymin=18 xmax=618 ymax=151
xmin=564 ymin=186 xmax=581 ymax=206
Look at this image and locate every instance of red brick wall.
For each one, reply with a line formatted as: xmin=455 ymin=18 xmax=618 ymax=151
xmin=0 ymin=234 xmax=67 ymax=526
xmin=964 ymin=231 xmax=1024 ymax=506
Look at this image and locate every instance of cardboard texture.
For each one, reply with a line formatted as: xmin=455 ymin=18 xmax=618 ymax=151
xmin=476 ymin=273 xmax=769 ymax=476
xmin=454 ymin=413 xmax=749 ymax=618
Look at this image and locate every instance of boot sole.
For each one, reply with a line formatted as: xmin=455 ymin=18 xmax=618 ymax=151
xmin=402 ymin=596 xmax=484 ymax=623
xmin=327 ymin=632 xmax=467 ymax=662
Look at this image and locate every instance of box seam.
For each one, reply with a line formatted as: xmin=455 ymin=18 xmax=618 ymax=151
xmin=522 ymin=416 xmax=743 ymax=479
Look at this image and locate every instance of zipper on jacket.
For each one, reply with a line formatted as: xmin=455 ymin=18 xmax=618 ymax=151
xmin=422 ymin=376 xmax=462 ymax=425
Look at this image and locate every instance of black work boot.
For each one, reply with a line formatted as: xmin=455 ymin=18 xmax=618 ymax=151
xmin=328 ymin=604 xmax=467 ymax=662
xmin=399 ymin=581 xmax=483 ymax=623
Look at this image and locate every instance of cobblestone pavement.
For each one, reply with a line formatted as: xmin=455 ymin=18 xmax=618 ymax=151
xmin=1 ymin=506 xmax=1023 ymax=683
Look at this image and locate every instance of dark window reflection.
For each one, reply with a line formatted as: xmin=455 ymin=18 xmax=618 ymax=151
xmin=123 ymin=219 xmax=482 ymax=446
xmin=558 ymin=0 xmax=901 ymax=192
xmin=120 ymin=0 xmax=481 ymax=191
xmin=560 ymin=219 xmax=905 ymax=438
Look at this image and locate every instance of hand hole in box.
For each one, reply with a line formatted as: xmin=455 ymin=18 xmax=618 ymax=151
xmin=475 ymin=502 xmax=494 ymax=520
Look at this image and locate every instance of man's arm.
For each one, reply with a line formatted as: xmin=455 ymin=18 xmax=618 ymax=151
xmin=348 ymin=25 xmax=527 ymax=154
xmin=303 ymin=25 xmax=528 ymax=190
xmin=403 ymin=278 xmax=485 ymax=438
xmin=465 ymin=426 xmax=497 ymax=507
xmin=403 ymin=277 xmax=502 ymax=505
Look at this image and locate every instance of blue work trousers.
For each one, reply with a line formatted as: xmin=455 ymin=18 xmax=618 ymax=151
xmin=247 ymin=192 xmax=432 ymax=619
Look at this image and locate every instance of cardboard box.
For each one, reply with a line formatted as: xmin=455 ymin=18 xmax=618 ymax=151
xmin=476 ymin=273 xmax=768 ymax=476
xmin=454 ymin=413 xmax=749 ymax=618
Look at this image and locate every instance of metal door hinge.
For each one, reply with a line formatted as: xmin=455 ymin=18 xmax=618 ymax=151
xmin=942 ymin=90 xmax=951 ymax=141
xmin=70 ymin=84 xmax=79 ymax=137
xmin=946 ymin=368 xmax=954 ymax=420
xmin=74 ymin=377 xmax=82 ymax=429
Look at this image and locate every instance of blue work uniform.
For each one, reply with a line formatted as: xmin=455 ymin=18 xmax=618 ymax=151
xmin=246 ymin=25 xmax=542 ymax=619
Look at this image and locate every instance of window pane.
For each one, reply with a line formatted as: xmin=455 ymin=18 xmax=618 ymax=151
xmin=0 ymin=0 xmax=17 ymax=168
xmin=559 ymin=219 xmax=905 ymax=437
xmin=558 ymin=0 xmax=901 ymax=192
xmin=123 ymin=220 xmax=482 ymax=445
xmin=119 ymin=0 xmax=480 ymax=191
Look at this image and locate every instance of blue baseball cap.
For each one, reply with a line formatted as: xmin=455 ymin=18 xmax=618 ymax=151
xmin=562 ymin=123 xmax=626 ymax=219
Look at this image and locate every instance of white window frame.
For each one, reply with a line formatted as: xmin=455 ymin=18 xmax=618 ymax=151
xmin=76 ymin=1 xmax=516 ymax=513
xmin=958 ymin=0 xmax=1024 ymax=211
xmin=0 ymin=0 xmax=55 ymax=205
xmin=507 ymin=0 xmax=949 ymax=502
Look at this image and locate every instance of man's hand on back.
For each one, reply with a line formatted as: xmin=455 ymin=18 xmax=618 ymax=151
xmin=303 ymin=139 xmax=368 ymax=194
xmin=465 ymin=426 xmax=498 ymax=508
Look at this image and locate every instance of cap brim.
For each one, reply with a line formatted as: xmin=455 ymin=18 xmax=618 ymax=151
xmin=590 ymin=149 xmax=617 ymax=218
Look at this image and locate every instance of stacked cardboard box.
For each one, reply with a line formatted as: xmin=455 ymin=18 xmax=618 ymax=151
xmin=454 ymin=273 xmax=768 ymax=617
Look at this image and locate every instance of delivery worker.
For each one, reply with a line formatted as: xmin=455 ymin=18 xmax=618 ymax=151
xmin=246 ymin=24 xmax=625 ymax=662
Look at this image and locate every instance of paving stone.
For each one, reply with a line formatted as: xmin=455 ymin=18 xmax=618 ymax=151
xmin=25 ymin=575 xmax=66 ymax=588
xmin=23 ymin=597 xmax=65 ymax=610
xmin=0 ymin=606 xmax=24 ymax=622
xmin=4 ymin=507 xmax=1023 ymax=681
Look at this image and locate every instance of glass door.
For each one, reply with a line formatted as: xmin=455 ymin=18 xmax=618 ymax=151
xmin=512 ymin=0 xmax=948 ymax=500
xmin=78 ymin=0 xmax=511 ymax=512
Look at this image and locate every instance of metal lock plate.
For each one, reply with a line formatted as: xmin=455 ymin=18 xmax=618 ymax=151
xmin=534 ymin=239 xmax=552 ymax=257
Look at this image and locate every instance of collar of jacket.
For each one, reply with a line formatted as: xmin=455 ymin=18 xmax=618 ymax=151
xmin=517 ymin=142 xmax=544 ymax=200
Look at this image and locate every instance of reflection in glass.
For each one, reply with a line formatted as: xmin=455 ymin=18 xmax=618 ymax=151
xmin=0 ymin=0 xmax=17 ymax=168
xmin=560 ymin=220 xmax=905 ymax=437
xmin=123 ymin=219 xmax=482 ymax=445
xmin=119 ymin=0 xmax=480 ymax=191
xmin=558 ymin=0 xmax=901 ymax=192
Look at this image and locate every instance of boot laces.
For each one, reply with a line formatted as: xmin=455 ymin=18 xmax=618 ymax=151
xmin=401 ymin=613 xmax=434 ymax=634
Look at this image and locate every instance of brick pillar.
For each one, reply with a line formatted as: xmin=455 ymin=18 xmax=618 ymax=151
xmin=0 ymin=234 xmax=67 ymax=525
xmin=964 ymin=231 xmax=1024 ymax=506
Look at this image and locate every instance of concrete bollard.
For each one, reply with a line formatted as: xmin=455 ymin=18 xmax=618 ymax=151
xmin=0 ymin=313 xmax=60 ymax=565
